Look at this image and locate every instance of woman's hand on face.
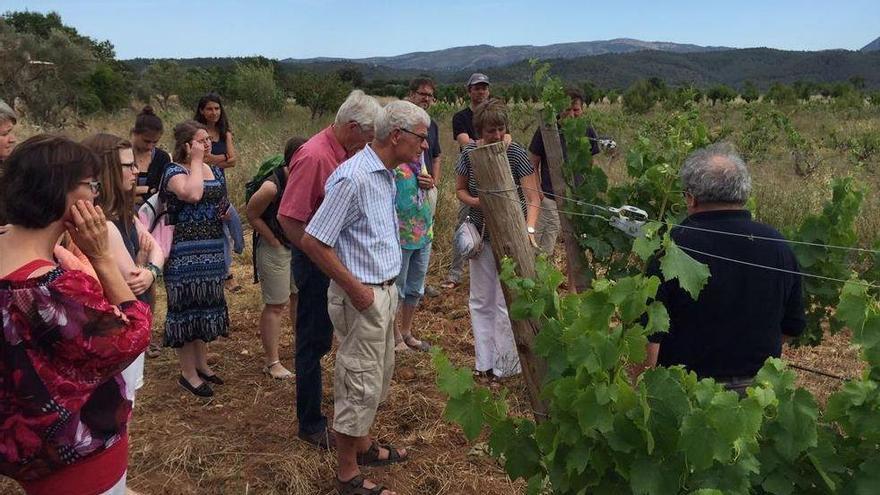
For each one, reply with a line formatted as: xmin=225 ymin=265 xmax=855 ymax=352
xmin=187 ymin=139 xmax=206 ymax=163
xmin=65 ymin=201 xmax=110 ymax=261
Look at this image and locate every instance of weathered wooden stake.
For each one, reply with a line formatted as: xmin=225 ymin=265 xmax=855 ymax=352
xmin=470 ymin=141 xmax=548 ymax=421
xmin=539 ymin=118 xmax=591 ymax=293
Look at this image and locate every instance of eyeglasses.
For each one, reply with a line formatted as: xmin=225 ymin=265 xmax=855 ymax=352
xmin=79 ymin=180 xmax=102 ymax=194
xmin=351 ymin=121 xmax=374 ymax=136
xmin=120 ymin=161 xmax=138 ymax=171
xmin=416 ymin=91 xmax=435 ymax=100
xmin=399 ymin=127 xmax=429 ymax=143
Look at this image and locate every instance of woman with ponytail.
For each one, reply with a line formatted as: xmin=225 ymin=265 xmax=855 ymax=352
xmin=131 ymin=106 xmax=171 ymax=206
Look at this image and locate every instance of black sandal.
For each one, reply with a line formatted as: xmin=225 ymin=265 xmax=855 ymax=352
xmin=336 ymin=474 xmax=389 ymax=495
xmin=356 ymin=441 xmax=408 ymax=467
xmin=197 ymin=370 xmax=224 ymax=385
xmin=178 ymin=375 xmax=213 ymax=397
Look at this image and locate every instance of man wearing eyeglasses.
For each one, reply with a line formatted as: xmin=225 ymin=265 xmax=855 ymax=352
xmin=301 ymin=100 xmax=430 ymax=495
xmin=277 ymin=90 xmax=382 ymax=451
xmin=405 ymin=78 xmax=442 ymax=182
xmin=405 ymin=78 xmax=443 ymax=298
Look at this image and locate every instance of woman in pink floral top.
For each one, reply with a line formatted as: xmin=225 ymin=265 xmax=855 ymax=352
xmin=393 ymin=160 xmax=435 ymax=352
xmin=0 ymin=135 xmax=151 ymax=495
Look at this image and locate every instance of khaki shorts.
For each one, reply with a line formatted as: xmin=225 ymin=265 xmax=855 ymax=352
xmin=328 ymin=280 xmax=398 ymax=437
xmin=255 ymin=238 xmax=297 ymax=305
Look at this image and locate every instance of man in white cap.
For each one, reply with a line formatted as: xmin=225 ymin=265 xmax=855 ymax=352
xmin=451 ymin=73 xmax=491 ymax=148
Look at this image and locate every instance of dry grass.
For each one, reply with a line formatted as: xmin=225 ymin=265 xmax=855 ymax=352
xmin=2 ymin=101 xmax=878 ymax=494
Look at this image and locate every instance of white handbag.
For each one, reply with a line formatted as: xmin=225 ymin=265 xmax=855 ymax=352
xmin=454 ymin=216 xmax=486 ymax=260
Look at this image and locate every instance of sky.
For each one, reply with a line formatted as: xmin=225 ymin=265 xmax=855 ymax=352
xmin=4 ymin=0 xmax=879 ymax=60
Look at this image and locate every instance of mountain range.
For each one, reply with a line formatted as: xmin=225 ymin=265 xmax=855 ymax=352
xmin=126 ymin=36 xmax=880 ymax=90
xmin=862 ymin=36 xmax=880 ymax=52
xmin=283 ymin=38 xmax=731 ymax=72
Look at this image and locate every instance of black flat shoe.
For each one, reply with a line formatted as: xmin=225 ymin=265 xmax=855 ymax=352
xmin=197 ymin=370 xmax=224 ymax=385
xmin=179 ymin=375 xmax=214 ymax=397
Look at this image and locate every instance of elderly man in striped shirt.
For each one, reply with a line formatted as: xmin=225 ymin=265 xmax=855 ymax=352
xmin=301 ymin=100 xmax=430 ymax=495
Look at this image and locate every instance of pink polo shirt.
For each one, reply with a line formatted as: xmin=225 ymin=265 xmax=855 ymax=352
xmin=278 ymin=125 xmax=348 ymax=223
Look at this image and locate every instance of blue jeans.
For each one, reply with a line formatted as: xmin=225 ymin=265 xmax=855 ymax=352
xmin=397 ymin=242 xmax=432 ymax=307
xmin=291 ymin=245 xmax=332 ymax=435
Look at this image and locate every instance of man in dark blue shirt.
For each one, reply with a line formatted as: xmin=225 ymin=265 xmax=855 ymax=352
xmin=645 ymin=143 xmax=806 ymax=395
xmin=528 ymin=87 xmax=600 ymax=254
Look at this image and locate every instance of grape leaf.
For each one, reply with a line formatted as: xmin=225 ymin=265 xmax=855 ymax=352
xmin=659 ymin=234 xmax=710 ymax=300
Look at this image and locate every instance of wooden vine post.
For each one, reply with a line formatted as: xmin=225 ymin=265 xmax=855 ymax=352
xmin=469 ymin=141 xmax=548 ymax=421
xmin=539 ymin=118 xmax=591 ymax=293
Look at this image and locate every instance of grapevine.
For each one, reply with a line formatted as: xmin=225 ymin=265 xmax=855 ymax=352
xmin=433 ymin=69 xmax=880 ymax=494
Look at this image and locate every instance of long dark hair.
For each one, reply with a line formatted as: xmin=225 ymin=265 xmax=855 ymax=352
xmin=194 ymin=93 xmax=229 ymax=141
xmin=82 ymin=133 xmax=135 ymax=233
xmin=172 ymin=120 xmax=208 ymax=163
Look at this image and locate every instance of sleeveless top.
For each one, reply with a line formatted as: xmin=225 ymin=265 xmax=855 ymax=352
xmin=112 ymin=218 xmax=154 ymax=306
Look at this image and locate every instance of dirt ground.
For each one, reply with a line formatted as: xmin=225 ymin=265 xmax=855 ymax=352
xmin=0 ymin=256 xmax=862 ymax=495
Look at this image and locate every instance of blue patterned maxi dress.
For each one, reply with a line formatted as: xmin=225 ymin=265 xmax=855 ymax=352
xmin=160 ymin=163 xmax=230 ymax=347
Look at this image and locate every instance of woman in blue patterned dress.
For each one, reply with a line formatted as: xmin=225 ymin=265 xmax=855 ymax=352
xmin=161 ymin=120 xmax=230 ymax=397
xmin=194 ymin=93 xmax=244 ymax=293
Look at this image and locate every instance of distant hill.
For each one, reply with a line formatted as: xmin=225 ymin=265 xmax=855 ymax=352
xmin=862 ymin=36 xmax=880 ymax=52
xmin=278 ymin=48 xmax=880 ymax=90
xmin=484 ymin=48 xmax=880 ymax=89
xmin=124 ymin=44 xmax=880 ymax=91
xmin=283 ymin=38 xmax=731 ymax=71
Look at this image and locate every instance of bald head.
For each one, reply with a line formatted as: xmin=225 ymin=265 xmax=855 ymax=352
xmin=680 ymin=143 xmax=751 ymax=206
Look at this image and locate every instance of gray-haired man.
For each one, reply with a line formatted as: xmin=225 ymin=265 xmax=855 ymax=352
xmin=644 ymin=143 xmax=806 ymax=395
xmin=302 ymin=100 xmax=430 ymax=495
xmin=278 ymin=90 xmax=382 ymax=449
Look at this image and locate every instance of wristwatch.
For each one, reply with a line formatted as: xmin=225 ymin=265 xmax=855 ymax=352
xmin=527 ymin=226 xmax=536 ymax=234
xmin=144 ymin=262 xmax=162 ymax=282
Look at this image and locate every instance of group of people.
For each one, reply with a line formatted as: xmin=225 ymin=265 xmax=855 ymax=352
xmin=0 ymin=66 xmax=808 ymax=495
xmin=0 ymin=93 xmax=248 ymax=493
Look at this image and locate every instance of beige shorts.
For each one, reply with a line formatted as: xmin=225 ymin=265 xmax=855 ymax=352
xmin=328 ymin=280 xmax=398 ymax=437
xmin=255 ymin=238 xmax=297 ymax=305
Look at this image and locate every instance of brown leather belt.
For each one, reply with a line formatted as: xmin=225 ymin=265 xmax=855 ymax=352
xmin=365 ymin=278 xmax=396 ymax=287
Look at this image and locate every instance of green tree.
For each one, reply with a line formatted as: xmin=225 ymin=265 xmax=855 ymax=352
xmin=142 ymin=60 xmax=187 ymax=109
xmin=623 ymin=79 xmax=660 ymax=114
xmin=177 ymin=67 xmax=223 ymax=109
xmin=849 ymin=75 xmax=865 ymax=90
xmin=285 ymin=71 xmax=352 ymax=119
xmin=766 ymin=82 xmax=798 ymax=105
xmin=85 ymin=62 xmax=130 ymax=113
xmin=227 ymin=63 xmax=284 ymax=114
xmin=741 ymin=80 xmax=760 ymax=103
xmin=706 ymin=84 xmax=736 ymax=106
xmin=1 ymin=11 xmax=130 ymax=122
xmin=336 ymin=66 xmax=364 ymax=88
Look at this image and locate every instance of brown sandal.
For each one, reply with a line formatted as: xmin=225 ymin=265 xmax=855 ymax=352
xmin=336 ymin=474 xmax=389 ymax=495
xmin=356 ymin=441 xmax=408 ymax=467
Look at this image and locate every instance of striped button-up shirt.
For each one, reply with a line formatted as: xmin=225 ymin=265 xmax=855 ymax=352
xmin=305 ymin=145 xmax=401 ymax=284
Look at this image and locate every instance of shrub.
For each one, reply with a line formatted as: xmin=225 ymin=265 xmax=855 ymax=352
xmin=227 ymin=63 xmax=284 ymax=114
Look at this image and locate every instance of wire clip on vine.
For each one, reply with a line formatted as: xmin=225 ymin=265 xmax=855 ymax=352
xmin=608 ymin=205 xmax=648 ymax=238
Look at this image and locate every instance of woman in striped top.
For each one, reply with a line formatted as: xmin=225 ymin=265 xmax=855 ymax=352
xmin=455 ymin=98 xmax=541 ymax=379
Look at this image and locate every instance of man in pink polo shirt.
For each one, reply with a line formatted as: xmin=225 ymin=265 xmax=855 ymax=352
xmin=277 ymin=90 xmax=382 ymax=449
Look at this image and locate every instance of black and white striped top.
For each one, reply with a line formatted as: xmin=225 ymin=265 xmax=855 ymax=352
xmin=455 ymin=141 xmax=535 ymax=242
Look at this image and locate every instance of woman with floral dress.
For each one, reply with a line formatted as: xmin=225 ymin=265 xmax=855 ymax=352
xmin=0 ymin=135 xmax=151 ymax=494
